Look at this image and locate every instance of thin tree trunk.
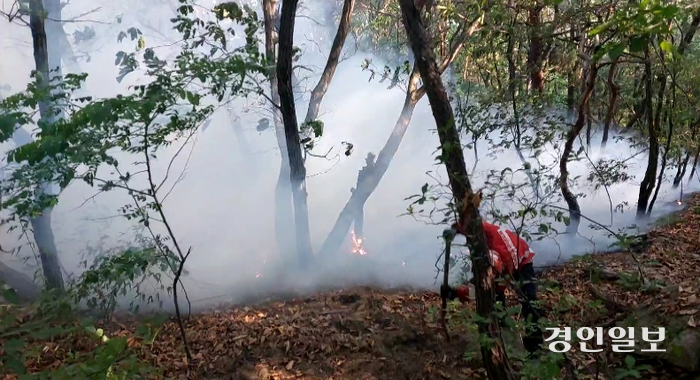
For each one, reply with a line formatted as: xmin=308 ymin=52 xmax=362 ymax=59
xmin=263 ymin=0 xmax=295 ymax=260
xmin=585 ymin=98 xmax=592 ymax=150
xmin=674 ymin=151 xmax=691 ymax=187
xmin=648 ymin=88 xmax=675 ymax=214
xmin=527 ymin=3 xmax=545 ymax=94
xmin=637 ymin=47 xmax=660 ymax=218
xmin=674 ymin=120 xmax=698 ymax=186
xmin=678 ymin=7 xmax=700 ymax=55
xmin=304 ymin=0 xmax=356 ymax=123
xmin=602 ymin=57 xmax=620 ymax=148
xmin=29 ymin=0 xmax=64 ymax=291
xmin=398 ymin=2 xmax=516 ymax=379
xmin=624 ymin=7 xmax=700 ymax=133
xmin=566 ymin=71 xmax=575 ymax=117
xmin=560 ymin=57 xmax=598 ymax=235
xmin=277 ymin=0 xmax=313 ymax=268
xmin=689 ymin=151 xmax=700 ymax=181
xmin=673 ymin=119 xmax=700 ymax=188
xmin=507 ymin=10 xmax=538 ymax=198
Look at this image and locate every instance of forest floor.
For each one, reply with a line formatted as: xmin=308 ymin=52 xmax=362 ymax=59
xmin=4 ymin=195 xmax=700 ymax=380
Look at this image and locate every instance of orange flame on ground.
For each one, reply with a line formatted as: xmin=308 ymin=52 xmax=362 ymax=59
xmin=350 ymin=230 xmax=368 ymax=255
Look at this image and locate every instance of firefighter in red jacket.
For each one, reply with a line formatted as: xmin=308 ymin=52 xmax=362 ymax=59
xmin=441 ymin=220 xmax=544 ymax=354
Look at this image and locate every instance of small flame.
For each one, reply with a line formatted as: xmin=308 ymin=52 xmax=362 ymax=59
xmin=255 ymin=273 xmax=262 ymax=278
xmin=677 ymin=200 xmax=683 ymax=205
xmin=350 ymin=229 xmax=368 ymax=255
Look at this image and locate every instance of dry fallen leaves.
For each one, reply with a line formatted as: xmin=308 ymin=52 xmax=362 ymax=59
xmin=8 ymin=196 xmax=700 ymax=380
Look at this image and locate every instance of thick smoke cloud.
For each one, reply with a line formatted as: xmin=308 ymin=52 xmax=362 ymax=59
xmin=0 ymin=0 xmax=696 ymax=311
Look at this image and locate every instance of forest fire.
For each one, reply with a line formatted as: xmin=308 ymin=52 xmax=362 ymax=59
xmin=350 ymin=230 xmax=368 ymax=255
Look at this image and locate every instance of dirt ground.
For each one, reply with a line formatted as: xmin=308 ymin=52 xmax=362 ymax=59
xmin=5 ymin=195 xmax=700 ymax=380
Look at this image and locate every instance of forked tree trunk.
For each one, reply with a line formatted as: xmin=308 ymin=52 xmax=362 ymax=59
xmin=29 ymin=0 xmax=64 ymax=291
xmin=560 ymin=55 xmax=598 ymax=235
xmin=317 ymin=72 xmax=421 ymax=258
xmin=398 ymin=1 xmax=516 ymax=379
xmin=277 ymin=0 xmax=313 ymax=268
xmin=318 ymin=11 xmax=483 ymax=257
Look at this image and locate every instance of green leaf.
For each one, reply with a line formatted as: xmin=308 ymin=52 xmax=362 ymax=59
xmin=1 ymin=286 xmax=20 ymax=304
xmin=659 ymin=40 xmax=672 ymax=51
xmin=31 ymin=326 xmax=67 ymax=339
xmin=2 ymin=355 xmax=26 ymax=374
xmin=608 ymin=43 xmax=626 ymax=60
xmin=588 ymin=21 xmax=612 ymax=36
xmin=506 ymin=306 xmax=521 ymax=315
xmin=625 ymin=354 xmax=635 ymax=367
xmin=629 ymin=36 xmax=648 ymax=53
xmin=655 ymin=4 xmax=679 ymax=18
xmin=4 ymin=339 xmax=25 ymax=354
xmin=105 ymin=337 xmax=128 ymax=357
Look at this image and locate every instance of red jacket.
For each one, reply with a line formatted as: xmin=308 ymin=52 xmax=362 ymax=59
xmin=480 ymin=221 xmax=534 ymax=276
xmin=452 ymin=221 xmax=535 ymax=302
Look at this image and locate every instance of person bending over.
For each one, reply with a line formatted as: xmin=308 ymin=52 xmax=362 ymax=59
xmin=441 ymin=219 xmax=544 ymax=355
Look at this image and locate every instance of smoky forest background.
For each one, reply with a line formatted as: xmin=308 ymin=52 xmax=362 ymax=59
xmin=1 ymin=0 xmax=700 ymax=379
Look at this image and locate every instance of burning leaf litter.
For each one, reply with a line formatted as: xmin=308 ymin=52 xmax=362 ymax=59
xmin=350 ymin=229 xmax=367 ymax=256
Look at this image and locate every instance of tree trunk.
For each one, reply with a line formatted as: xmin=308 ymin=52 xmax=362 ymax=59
xmin=623 ymin=73 xmax=647 ymax=133
xmin=398 ymin=2 xmax=516 ymax=379
xmin=566 ymin=71 xmax=575 ymax=117
xmin=648 ymin=89 xmax=674 ymax=214
xmin=527 ymin=3 xmax=545 ymax=94
xmin=0 ymin=261 xmax=40 ymax=302
xmin=585 ymin=96 xmax=593 ymax=150
xmin=689 ymin=151 xmax=700 ymax=182
xmin=674 ymin=151 xmax=691 ymax=187
xmin=566 ymin=26 xmax=577 ymax=117
xmin=263 ymin=0 xmax=295 ymax=260
xmin=637 ymin=47 xmax=660 ymax=218
xmin=29 ymin=0 xmax=64 ymax=291
xmin=560 ymin=57 xmax=598 ymax=235
xmin=602 ymin=57 xmax=620 ymax=148
xmin=624 ymin=8 xmax=700 ymax=134
xmin=674 ymin=119 xmax=698 ymax=186
xmin=506 ymin=14 xmax=538 ymax=198
xmin=304 ymin=0 xmax=356 ymax=123
xmin=318 ymin=11 xmax=483 ymax=258
xmin=230 ymin=117 xmax=256 ymax=171
xmin=317 ymin=75 xmax=420 ymax=258
xmin=678 ymin=7 xmax=700 ymax=55
xmin=277 ymin=0 xmax=313 ymax=268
